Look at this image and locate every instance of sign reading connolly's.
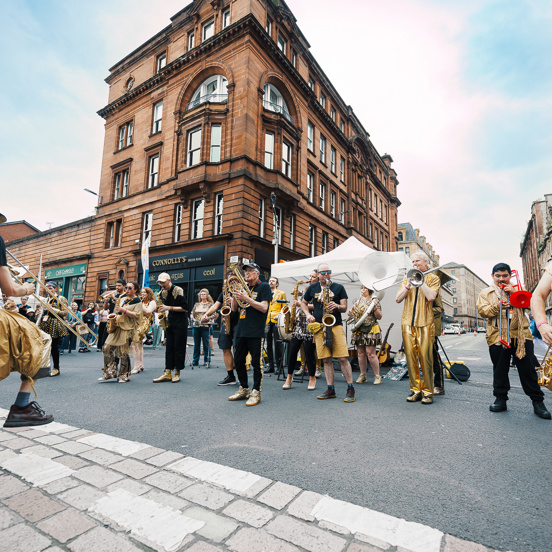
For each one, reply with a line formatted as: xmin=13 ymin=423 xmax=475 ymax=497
xmin=150 ymin=246 xmax=224 ymax=271
xmin=45 ymin=263 xmax=87 ymax=280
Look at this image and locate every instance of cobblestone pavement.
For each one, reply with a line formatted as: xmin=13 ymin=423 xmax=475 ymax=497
xmin=0 ymin=409 xmax=505 ymax=552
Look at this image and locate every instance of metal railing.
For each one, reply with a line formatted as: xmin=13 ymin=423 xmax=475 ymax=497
xmin=263 ymin=100 xmax=294 ymax=125
xmin=186 ymin=94 xmax=228 ymax=111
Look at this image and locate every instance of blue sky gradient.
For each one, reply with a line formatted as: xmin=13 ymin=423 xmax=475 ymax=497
xmin=1 ymin=0 xmax=551 ymax=281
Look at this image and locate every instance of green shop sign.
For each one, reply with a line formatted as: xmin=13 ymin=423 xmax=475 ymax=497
xmin=45 ymin=263 xmax=87 ymax=280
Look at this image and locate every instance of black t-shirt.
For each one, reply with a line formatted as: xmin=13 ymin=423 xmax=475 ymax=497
xmin=302 ymin=281 xmax=347 ymax=326
xmin=235 ymin=281 xmax=271 ymax=338
xmin=161 ymin=285 xmax=188 ymax=327
xmin=82 ymin=308 xmax=96 ymax=324
xmin=0 ymin=236 xmax=7 ymax=267
xmin=217 ymin=292 xmax=239 ymax=326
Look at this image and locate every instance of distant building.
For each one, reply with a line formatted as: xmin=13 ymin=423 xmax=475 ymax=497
xmin=441 ymin=262 xmax=489 ymax=330
xmin=520 ymin=194 xmax=552 ymax=317
xmin=0 ymin=220 xmax=40 ymax=242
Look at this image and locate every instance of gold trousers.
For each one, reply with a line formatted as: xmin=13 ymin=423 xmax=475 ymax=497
xmin=402 ymin=325 xmax=434 ymax=397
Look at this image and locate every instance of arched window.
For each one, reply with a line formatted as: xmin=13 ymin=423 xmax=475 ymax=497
xmin=187 ymin=75 xmax=228 ymax=110
xmin=263 ymin=83 xmax=293 ymax=123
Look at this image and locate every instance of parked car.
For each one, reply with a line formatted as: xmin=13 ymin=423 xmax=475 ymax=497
xmin=443 ymin=326 xmax=457 ymax=335
xmin=477 ymin=326 xmax=486 ymax=333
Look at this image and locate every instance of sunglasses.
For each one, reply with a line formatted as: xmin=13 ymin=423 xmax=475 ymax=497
xmin=319 ymin=270 xmax=331 ymax=275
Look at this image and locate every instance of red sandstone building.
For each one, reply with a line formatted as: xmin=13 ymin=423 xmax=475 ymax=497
xmin=7 ymin=0 xmax=400 ymax=307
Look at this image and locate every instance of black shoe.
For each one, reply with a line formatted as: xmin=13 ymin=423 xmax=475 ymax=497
xmin=533 ymin=401 xmax=551 ymax=420
xmin=3 ymin=402 xmax=54 ymax=427
xmin=490 ymin=398 xmax=507 ymax=412
xmin=264 ymin=366 xmax=275 ymax=374
xmin=344 ymin=387 xmax=355 ymax=403
xmin=317 ymin=387 xmax=337 ymax=400
xmin=406 ymin=392 xmax=422 ymax=402
xmin=218 ymin=374 xmax=237 ymax=386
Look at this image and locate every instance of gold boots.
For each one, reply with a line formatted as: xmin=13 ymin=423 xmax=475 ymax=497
xmin=172 ymin=370 xmax=181 ymax=383
xmin=228 ymin=386 xmax=250 ymax=401
xmin=246 ymin=389 xmax=261 ymax=406
xmin=153 ymin=369 xmax=172 ymax=383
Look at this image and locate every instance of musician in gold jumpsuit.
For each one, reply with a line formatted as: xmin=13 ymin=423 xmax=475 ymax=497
xmin=396 ymin=252 xmax=440 ymax=404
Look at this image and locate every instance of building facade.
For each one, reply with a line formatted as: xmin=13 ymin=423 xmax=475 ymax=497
xmin=0 ymin=221 xmax=40 ymax=243
xmin=520 ymin=194 xmax=552 ymax=317
xmin=6 ymin=0 xmax=400 ymax=308
xmin=441 ymin=262 xmax=489 ymax=330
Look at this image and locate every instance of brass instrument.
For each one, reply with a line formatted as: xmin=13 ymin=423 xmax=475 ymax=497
xmin=288 ymin=280 xmax=305 ymax=333
xmin=538 ymin=344 xmax=552 ymax=391
xmin=406 ymin=265 xmax=449 ymax=288
xmin=346 ymin=291 xmax=384 ymax=332
xmin=106 ymin=295 xmax=121 ymax=334
xmin=99 ymin=290 xmax=117 ymax=302
xmin=322 ymin=285 xmax=336 ymax=348
xmin=226 ymin=263 xmax=254 ymax=308
xmin=5 ymin=252 xmax=98 ymax=346
xmin=220 ymin=279 xmax=232 ymax=335
xmin=155 ymin=291 xmax=169 ymax=331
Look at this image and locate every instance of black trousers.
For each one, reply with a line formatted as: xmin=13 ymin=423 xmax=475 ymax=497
xmin=97 ymin=322 xmax=108 ymax=349
xmin=489 ymin=340 xmax=544 ymax=402
xmin=265 ymin=321 xmax=282 ymax=369
xmin=433 ymin=340 xmax=444 ymax=388
xmin=234 ymin=336 xmax=263 ymax=391
xmin=287 ymin=337 xmax=316 ymax=376
xmin=165 ymin=324 xmax=187 ymax=371
xmin=51 ymin=336 xmax=62 ymax=370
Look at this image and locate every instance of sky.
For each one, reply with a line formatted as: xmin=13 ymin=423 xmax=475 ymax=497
xmin=1 ymin=0 xmax=551 ymax=283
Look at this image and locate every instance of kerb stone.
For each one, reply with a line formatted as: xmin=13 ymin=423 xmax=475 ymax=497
xmin=222 ymin=499 xmax=274 ymax=528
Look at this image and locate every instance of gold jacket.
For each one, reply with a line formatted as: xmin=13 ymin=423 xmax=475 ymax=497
xmin=266 ymin=289 xmax=287 ymax=323
xmin=400 ymin=273 xmax=441 ymax=328
xmin=476 ymin=286 xmax=531 ymax=347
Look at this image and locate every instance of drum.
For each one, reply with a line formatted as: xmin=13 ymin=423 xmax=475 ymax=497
xmin=292 ymin=313 xmax=311 ymax=341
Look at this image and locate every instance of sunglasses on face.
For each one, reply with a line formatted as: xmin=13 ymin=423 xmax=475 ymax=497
xmin=319 ymin=270 xmax=331 ymax=275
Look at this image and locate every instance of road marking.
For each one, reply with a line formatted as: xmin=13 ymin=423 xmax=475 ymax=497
xmin=89 ymin=488 xmax=204 ymax=551
xmin=168 ymin=457 xmax=271 ymax=497
xmin=0 ymin=452 xmax=74 ymax=486
xmin=78 ymin=433 xmax=151 ymax=456
xmin=457 ymin=357 xmax=481 ymax=361
xmin=311 ymin=496 xmax=443 ymax=552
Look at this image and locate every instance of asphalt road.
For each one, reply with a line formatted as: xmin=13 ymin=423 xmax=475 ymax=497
xmin=1 ymin=334 xmax=550 ymax=552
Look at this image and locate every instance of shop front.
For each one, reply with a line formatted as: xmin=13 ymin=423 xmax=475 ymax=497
xmin=139 ymin=246 xmax=226 ymax=329
xmin=44 ymin=262 xmax=87 ymax=306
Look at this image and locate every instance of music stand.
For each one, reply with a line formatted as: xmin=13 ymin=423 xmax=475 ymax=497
xmin=435 ymin=336 xmax=462 ymax=385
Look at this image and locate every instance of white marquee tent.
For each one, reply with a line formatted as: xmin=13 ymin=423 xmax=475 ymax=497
xmin=270 ymin=237 xmax=412 ymax=352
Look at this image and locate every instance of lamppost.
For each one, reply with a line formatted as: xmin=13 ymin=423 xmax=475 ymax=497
xmin=270 ymin=192 xmax=279 ymax=264
xmin=84 ymin=188 xmax=101 ymax=214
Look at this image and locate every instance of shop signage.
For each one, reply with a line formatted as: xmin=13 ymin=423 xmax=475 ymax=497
xmin=195 ymin=265 xmax=223 ymax=280
xmin=45 ymin=263 xmax=87 ymax=280
xmin=150 ymin=246 xmax=225 ymax=271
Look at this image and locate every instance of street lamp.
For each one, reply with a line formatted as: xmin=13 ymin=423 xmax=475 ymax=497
xmin=270 ymin=192 xmax=279 ymax=265
xmin=83 ymin=188 xmax=97 ymax=196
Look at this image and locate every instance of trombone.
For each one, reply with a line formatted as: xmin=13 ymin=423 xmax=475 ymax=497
xmin=5 ymin=248 xmax=98 ymax=346
xmin=406 ymin=266 xmax=454 ymax=287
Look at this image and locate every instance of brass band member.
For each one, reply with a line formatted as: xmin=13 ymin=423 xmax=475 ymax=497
xmin=153 ymin=273 xmax=188 ymax=383
xmin=264 ymin=277 xmax=287 ymax=374
xmin=131 ymin=287 xmax=156 ymax=374
xmin=191 ymin=289 xmax=215 ymax=367
xmin=396 ymin=252 xmax=439 ymax=404
xmin=531 ymin=259 xmax=552 ymax=346
xmin=0 ymin=229 xmax=54 ymax=427
xmin=39 ymin=281 xmax=69 ymax=378
xmin=227 ymin=262 xmax=271 ymax=406
xmin=302 ymin=262 xmax=356 ymax=402
xmin=283 ymin=283 xmax=317 ymax=390
xmin=202 ymin=279 xmax=239 ymax=386
xmin=351 ymin=285 xmax=383 ymax=385
xmin=477 ymin=262 xmax=550 ymax=419
xmin=99 ymin=281 xmax=142 ymax=383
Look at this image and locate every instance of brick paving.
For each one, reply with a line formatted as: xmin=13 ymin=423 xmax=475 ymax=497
xmin=0 ymin=409 xmax=502 ymax=552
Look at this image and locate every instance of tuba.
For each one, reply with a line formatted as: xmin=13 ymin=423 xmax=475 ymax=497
xmin=226 ymin=263 xmax=254 ymax=308
xmin=538 ymin=345 xmax=552 ymax=391
xmin=220 ymin=279 xmax=232 ymax=335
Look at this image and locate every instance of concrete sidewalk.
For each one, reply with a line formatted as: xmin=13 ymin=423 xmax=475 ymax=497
xmin=0 ymin=408 xmax=501 ymax=552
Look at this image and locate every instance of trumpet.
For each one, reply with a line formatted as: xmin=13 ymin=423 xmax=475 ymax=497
xmin=406 ymin=265 xmax=449 ymax=287
xmin=6 ymin=249 xmax=98 ymax=346
xmin=99 ymin=290 xmax=117 ymax=302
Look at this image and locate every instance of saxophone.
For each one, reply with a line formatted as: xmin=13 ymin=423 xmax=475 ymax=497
xmin=106 ymin=294 xmax=124 ymax=334
xmin=226 ymin=263 xmax=254 ymax=308
xmin=322 ymin=285 xmax=336 ymax=348
xmin=283 ymin=280 xmax=305 ymax=333
xmin=220 ymin=279 xmax=232 ymax=335
xmin=538 ymin=345 xmax=552 ymax=391
xmin=155 ymin=291 xmax=169 ymax=331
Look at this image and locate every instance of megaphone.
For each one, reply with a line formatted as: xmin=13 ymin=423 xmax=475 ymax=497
xmin=358 ymin=252 xmax=401 ymax=291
